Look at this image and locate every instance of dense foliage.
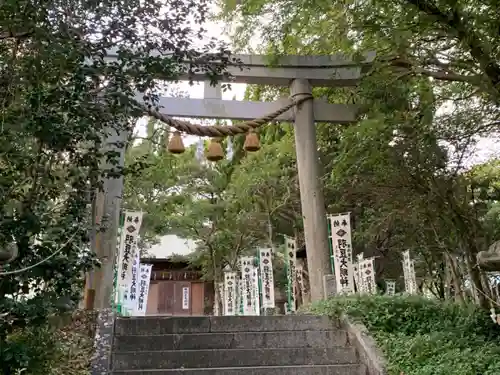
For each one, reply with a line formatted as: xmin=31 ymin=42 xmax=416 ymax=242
xmin=307 ymin=296 xmax=500 ymax=375
xmin=211 ymin=0 xmax=500 ymax=307
xmin=2 ymin=311 xmax=95 ymax=375
xmin=0 ymin=0 xmax=231 ymax=373
xmin=2 ymin=0 xmax=497 ymax=371
xmin=123 ymin=120 xmax=299 ymax=282
xmin=123 ymin=0 xmax=500 ymax=311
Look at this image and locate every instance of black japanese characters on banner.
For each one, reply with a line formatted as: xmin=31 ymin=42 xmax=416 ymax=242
xmin=240 ymin=257 xmax=257 ymax=315
xmin=136 ymin=264 xmax=152 ymax=315
xmin=118 ymin=212 xmax=142 ymax=284
xmin=330 ymin=213 xmax=354 ymax=294
xmin=224 ymin=271 xmax=237 ymax=315
xmin=259 ymin=249 xmax=275 ymax=308
xmin=361 ymin=258 xmax=375 ymax=294
xmin=129 ymin=254 xmax=139 ymax=302
xmin=285 ymin=237 xmax=297 ymax=312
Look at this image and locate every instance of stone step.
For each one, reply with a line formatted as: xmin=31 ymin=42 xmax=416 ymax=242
xmin=114 ymin=315 xmax=338 ymax=336
xmin=111 ymin=364 xmax=366 ymax=375
xmin=114 ymin=330 xmax=348 ymax=351
xmin=112 ymin=348 xmax=358 ymax=370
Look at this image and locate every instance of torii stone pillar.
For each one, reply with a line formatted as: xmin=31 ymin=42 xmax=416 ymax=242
xmin=290 ymin=79 xmax=331 ymax=302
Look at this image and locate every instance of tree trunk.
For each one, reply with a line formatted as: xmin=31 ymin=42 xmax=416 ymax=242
xmin=445 ymin=252 xmax=465 ymax=305
xmin=464 ymin=244 xmax=488 ymax=309
xmin=480 ymin=270 xmax=493 ymax=304
xmin=267 ymin=213 xmax=274 ymax=252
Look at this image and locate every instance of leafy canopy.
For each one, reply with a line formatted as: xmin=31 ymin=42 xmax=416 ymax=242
xmin=0 ymin=0 xmax=230 ymax=372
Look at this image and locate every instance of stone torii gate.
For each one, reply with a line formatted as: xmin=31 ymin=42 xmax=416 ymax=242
xmin=90 ymin=51 xmax=374 ymax=309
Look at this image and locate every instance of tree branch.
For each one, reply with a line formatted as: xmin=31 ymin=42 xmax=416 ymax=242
xmin=404 ymin=0 xmax=500 ymax=93
xmin=0 ymin=30 xmax=33 ymax=40
xmin=390 ymin=57 xmax=478 ymax=83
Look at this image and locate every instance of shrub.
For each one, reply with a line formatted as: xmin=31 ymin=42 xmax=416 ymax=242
xmin=306 ymin=295 xmax=500 ymax=375
xmin=0 ymin=310 xmax=95 ymax=375
xmin=1 ymin=326 xmax=58 ymax=375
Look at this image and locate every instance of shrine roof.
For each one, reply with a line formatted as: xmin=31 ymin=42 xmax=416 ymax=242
xmin=140 ymin=256 xmax=199 ymax=271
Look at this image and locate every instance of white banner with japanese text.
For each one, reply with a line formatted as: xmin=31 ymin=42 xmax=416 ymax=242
xmin=359 ymin=258 xmax=376 ymax=294
xmin=135 ymin=263 xmax=152 ymax=316
xmin=223 ymin=271 xmax=238 ymax=315
xmin=259 ymin=248 xmax=275 ymax=309
xmin=354 ymin=253 xmax=364 ymax=293
xmin=116 ymin=211 xmax=143 ymax=315
xmin=241 ymin=257 xmax=257 ymax=315
xmin=402 ymin=250 xmax=417 ymax=294
xmin=182 ymin=286 xmax=190 ymax=310
xmin=123 ymin=250 xmax=140 ymax=314
xmin=328 ymin=213 xmax=355 ymax=294
xmin=252 ymin=266 xmax=260 ymax=315
xmin=285 ymin=236 xmax=297 ymax=312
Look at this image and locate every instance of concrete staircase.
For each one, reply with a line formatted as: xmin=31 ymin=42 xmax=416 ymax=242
xmin=111 ymin=315 xmax=366 ymax=375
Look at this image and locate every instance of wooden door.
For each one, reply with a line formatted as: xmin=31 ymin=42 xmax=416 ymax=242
xmin=191 ymin=282 xmax=205 ymax=316
xmin=146 ymin=282 xmax=160 ymax=315
xmin=158 ymin=281 xmax=175 ymax=315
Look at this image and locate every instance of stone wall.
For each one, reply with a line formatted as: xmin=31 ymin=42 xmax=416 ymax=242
xmin=90 ymin=308 xmax=115 ymax=375
xmin=341 ymin=315 xmax=388 ymax=375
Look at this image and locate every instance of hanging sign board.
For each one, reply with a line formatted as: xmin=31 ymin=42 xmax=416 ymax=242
xmin=182 ymin=287 xmax=190 ymax=310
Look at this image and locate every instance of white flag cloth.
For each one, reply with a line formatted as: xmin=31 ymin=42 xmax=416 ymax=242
xmin=223 ymin=271 xmax=238 ymax=315
xmin=359 ymin=258 xmax=376 ymax=294
xmin=402 ymin=250 xmax=417 ymax=294
xmin=116 ymin=211 xmax=143 ymax=314
xmin=284 ymin=237 xmax=297 ymax=312
xmin=135 ymin=263 xmax=153 ymax=316
xmin=328 ymin=213 xmax=355 ymax=294
xmin=240 ymin=256 xmax=257 ymax=315
xmin=259 ymin=248 xmax=275 ymax=309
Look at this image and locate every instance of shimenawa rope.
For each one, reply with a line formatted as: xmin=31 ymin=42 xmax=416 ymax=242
xmin=136 ymin=93 xmax=313 ymax=138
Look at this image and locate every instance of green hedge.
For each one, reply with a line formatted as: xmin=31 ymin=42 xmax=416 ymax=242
xmin=306 ymin=295 xmax=500 ymax=375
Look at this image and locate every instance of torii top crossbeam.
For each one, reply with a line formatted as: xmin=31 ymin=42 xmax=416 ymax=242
xmin=104 ymin=49 xmax=376 ymax=87
xmin=103 ymin=49 xmax=375 ymax=124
